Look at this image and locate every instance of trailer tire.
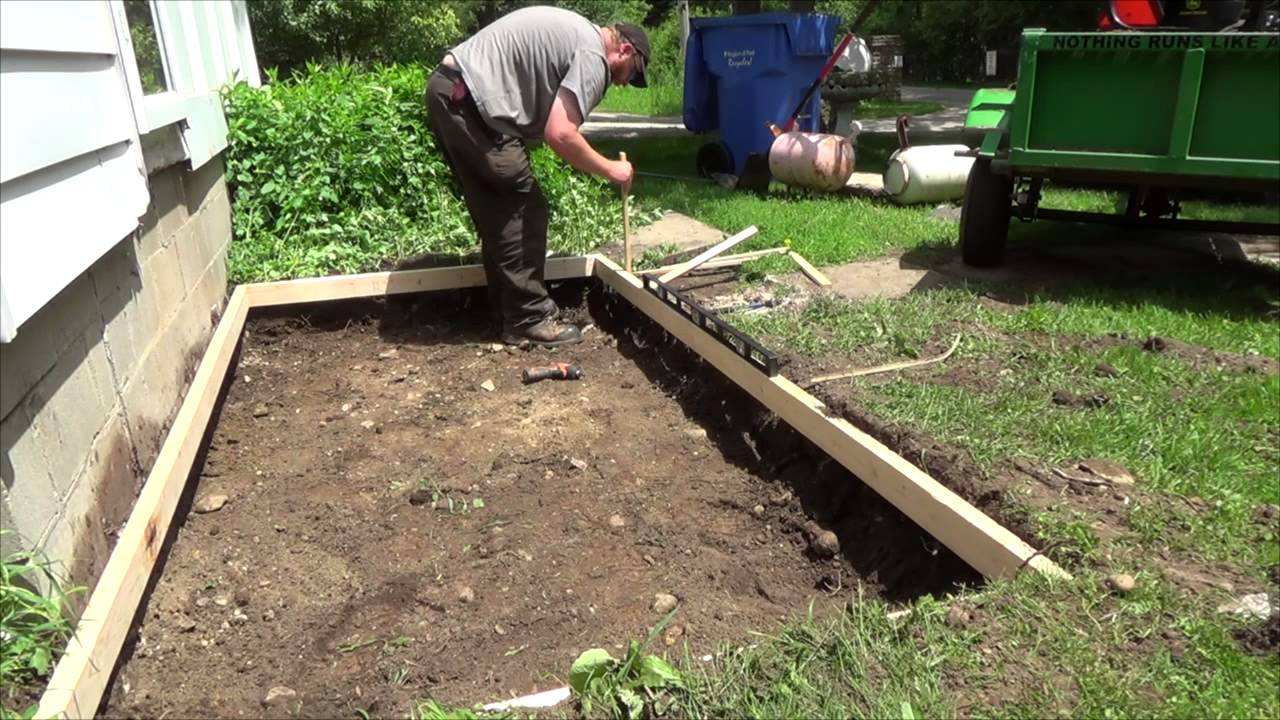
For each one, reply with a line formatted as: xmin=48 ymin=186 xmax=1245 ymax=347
xmin=696 ymin=142 xmax=733 ymax=179
xmin=959 ymin=159 xmax=1013 ymax=267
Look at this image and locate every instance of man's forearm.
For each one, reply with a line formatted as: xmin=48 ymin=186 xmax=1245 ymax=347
xmin=547 ymin=128 xmax=613 ymax=179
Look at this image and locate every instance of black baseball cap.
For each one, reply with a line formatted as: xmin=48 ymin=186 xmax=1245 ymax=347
xmin=616 ymin=23 xmax=651 ymax=88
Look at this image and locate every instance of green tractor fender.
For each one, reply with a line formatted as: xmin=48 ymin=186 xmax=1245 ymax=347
xmin=963 ymin=88 xmax=1016 ymax=159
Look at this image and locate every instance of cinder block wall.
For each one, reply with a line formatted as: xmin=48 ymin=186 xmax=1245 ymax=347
xmin=0 ymin=155 xmax=232 ymax=596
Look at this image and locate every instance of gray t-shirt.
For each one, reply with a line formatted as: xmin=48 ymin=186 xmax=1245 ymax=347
xmin=451 ymin=6 xmax=610 ymax=140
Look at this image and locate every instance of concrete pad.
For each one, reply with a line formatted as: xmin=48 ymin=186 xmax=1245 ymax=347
xmin=792 ymin=257 xmax=949 ymax=301
xmin=625 ymin=211 xmax=727 ymax=255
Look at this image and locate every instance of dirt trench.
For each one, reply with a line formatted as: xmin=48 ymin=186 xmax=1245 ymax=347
xmin=100 ymin=280 xmax=984 ymax=719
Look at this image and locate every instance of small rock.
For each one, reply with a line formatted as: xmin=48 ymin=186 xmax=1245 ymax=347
xmin=517 ymin=397 xmax=533 ymax=408
xmin=252 ymin=404 xmax=269 ymax=418
xmin=1105 ymin=573 xmax=1137 ymax=595
xmin=751 ymin=504 xmax=766 ymax=518
xmin=262 ymin=609 xmax=276 ymax=621
xmin=809 ymin=529 xmax=840 ymax=558
xmin=408 ymin=489 xmax=433 ymax=506
xmin=1078 ymin=458 xmax=1135 ymax=486
xmin=684 ymin=427 xmax=708 ymax=441
xmin=195 ymin=597 xmax=210 ymax=608
xmin=360 ymin=420 xmax=376 ymax=430
xmin=229 ymin=610 xmax=249 ymax=625
xmin=652 ymin=593 xmax=678 ymax=614
xmin=1094 ymin=362 xmax=1121 ymax=378
xmin=945 ymin=605 xmax=971 ymax=628
xmin=569 ymin=457 xmax=589 ymax=471
xmin=488 ymin=343 xmax=505 ymax=353
xmin=456 ymin=586 xmax=476 ymax=604
xmin=262 ymin=686 xmax=297 ymax=707
xmin=480 ymin=379 xmax=496 ymax=392
xmin=769 ymin=491 xmax=793 ymax=507
xmin=341 ymin=403 xmax=353 ymax=413
xmin=642 ymin=554 xmax=656 ymax=566
xmin=494 ymin=624 xmax=506 ymax=636
xmin=177 ymin=614 xmax=197 ymax=632
xmin=194 ymin=494 xmax=229 ymax=514
xmin=663 ymin=625 xmax=685 ymax=647
xmin=378 ymin=349 xmax=399 ymax=359
xmin=608 ymin=514 xmax=626 ymax=528
xmin=1216 ymin=593 xmax=1273 ymax=621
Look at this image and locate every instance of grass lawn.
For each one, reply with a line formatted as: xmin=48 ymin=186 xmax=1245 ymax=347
xmin=849 ymin=98 xmax=945 ymax=119
xmin=528 ymin=133 xmax=1280 ymax=718
xmin=595 ymin=82 xmax=683 ymax=116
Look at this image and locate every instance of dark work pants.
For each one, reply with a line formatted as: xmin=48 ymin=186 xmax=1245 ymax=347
xmin=424 ymin=65 xmax=553 ymax=330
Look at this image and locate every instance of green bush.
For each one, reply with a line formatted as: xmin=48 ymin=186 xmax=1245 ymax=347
xmin=222 ymin=64 xmax=627 ymax=283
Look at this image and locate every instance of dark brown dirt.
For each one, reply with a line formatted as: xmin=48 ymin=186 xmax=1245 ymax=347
xmin=100 ymin=284 xmax=977 ymax=719
xmin=1234 ymin=613 xmax=1280 ymax=656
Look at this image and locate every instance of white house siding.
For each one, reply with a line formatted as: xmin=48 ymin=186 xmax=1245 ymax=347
xmin=0 ymin=0 xmax=258 ymax=597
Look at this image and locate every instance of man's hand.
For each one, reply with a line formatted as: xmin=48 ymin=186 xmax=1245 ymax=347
xmin=607 ymin=158 xmax=633 ymax=188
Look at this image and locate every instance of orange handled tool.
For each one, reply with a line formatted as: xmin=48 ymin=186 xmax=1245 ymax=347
xmin=521 ymin=363 xmax=584 ymax=384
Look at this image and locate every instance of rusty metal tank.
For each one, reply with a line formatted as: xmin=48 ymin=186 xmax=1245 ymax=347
xmin=765 ymin=121 xmax=858 ymax=192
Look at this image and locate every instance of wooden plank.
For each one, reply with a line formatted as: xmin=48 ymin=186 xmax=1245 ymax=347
xmin=593 ymin=256 xmax=1068 ymax=582
xmin=657 ymin=226 xmax=758 ymax=283
xmin=787 ymin=250 xmax=832 ymax=287
xmin=620 ymin=152 xmax=632 ymax=272
xmin=246 ymin=256 xmax=595 ymax=308
xmin=638 ymin=247 xmax=788 ymax=276
xmin=37 ymin=287 xmax=251 ymax=720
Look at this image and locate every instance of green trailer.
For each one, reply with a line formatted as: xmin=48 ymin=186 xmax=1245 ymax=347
xmin=959 ymin=28 xmax=1280 ymax=266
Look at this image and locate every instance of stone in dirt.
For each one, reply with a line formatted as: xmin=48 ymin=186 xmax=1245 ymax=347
xmin=1077 ymin=458 xmax=1135 ymax=486
xmin=1216 ymin=593 xmax=1273 ymax=621
xmin=569 ymin=458 xmax=589 ymax=471
xmin=608 ymin=514 xmax=626 ymax=528
xmin=194 ymin=494 xmax=229 ymax=514
xmin=360 ymin=420 xmax=376 ymax=430
xmin=945 ymin=605 xmax=971 ymax=628
xmin=803 ymin=521 xmax=840 ymax=558
xmin=480 ymin=379 xmax=496 ymax=392
xmin=652 ymin=593 xmax=678 ymax=614
xmin=663 ymin=625 xmax=685 ymax=646
xmin=456 ymin=586 xmax=476 ymax=604
xmin=378 ymin=349 xmax=399 ymax=359
xmin=177 ymin=614 xmax=197 ymax=632
xmin=1105 ymin=573 xmax=1137 ymax=595
xmin=252 ymin=404 xmax=270 ymax=418
xmin=262 ymin=686 xmax=297 ymax=707
xmin=752 ymin=504 xmax=766 ymax=517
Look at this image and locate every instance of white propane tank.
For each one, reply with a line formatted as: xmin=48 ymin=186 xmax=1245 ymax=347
xmin=834 ymin=37 xmax=872 ymax=73
xmin=883 ymin=145 xmax=975 ymax=205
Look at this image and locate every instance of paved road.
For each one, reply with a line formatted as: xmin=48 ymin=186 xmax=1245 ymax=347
xmin=581 ymin=86 xmax=972 ymax=138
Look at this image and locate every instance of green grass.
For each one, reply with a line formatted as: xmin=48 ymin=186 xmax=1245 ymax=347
xmin=2 ymin=536 xmax=80 ymax=719
xmin=853 ymin=99 xmax=945 ymax=119
xmin=595 ymin=81 xmax=683 ymax=116
xmin=672 ymin=573 xmax=1279 ymax=719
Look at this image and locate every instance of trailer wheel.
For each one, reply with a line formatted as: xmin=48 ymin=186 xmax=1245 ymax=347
xmin=959 ymin=159 xmax=1013 ymax=267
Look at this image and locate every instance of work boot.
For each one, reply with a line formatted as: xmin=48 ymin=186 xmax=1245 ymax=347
xmin=502 ymin=318 xmax=582 ymax=348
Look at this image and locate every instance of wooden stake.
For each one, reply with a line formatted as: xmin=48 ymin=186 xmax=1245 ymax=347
xmin=620 ymin=152 xmax=632 ymax=273
xmin=638 ymin=246 xmax=788 ymax=275
xmin=657 ymin=225 xmax=758 ymax=283
xmin=787 ymin=250 xmax=832 ymax=287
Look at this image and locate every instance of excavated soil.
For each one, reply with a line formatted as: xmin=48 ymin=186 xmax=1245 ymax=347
xmin=101 ymin=282 xmax=981 ymax=719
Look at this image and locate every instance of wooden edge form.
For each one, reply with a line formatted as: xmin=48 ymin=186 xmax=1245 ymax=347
xmin=36 ymin=287 xmax=252 ymax=720
xmin=656 ymin=226 xmax=758 ymax=283
xmin=593 ymin=256 xmax=1069 ymax=582
xmin=245 ymin=256 xmax=596 ymax=308
xmin=638 ymin=247 xmax=788 ymax=275
xmin=787 ymin=251 xmax=832 ymax=287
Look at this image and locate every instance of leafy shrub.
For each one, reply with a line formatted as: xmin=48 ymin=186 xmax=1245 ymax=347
xmin=222 ymin=64 xmax=628 ymax=283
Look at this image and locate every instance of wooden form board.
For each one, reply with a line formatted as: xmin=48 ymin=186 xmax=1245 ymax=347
xmin=35 ymin=253 xmax=1063 ymax=718
xmin=592 ymin=256 xmax=1068 ymax=583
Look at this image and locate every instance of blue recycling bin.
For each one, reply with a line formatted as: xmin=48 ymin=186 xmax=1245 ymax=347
xmin=683 ymin=13 xmax=842 ymax=177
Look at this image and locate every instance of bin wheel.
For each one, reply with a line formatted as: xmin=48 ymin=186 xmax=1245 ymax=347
xmin=696 ymin=142 xmax=733 ymax=178
xmin=959 ymin=159 xmax=1013 ymax=267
